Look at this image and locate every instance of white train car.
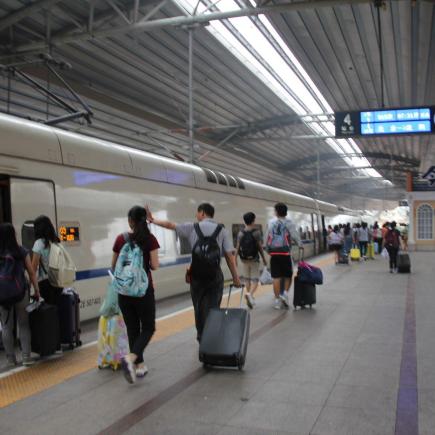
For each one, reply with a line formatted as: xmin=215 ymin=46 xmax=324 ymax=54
xmin=1 ymin=113 xmax=345 ymax=320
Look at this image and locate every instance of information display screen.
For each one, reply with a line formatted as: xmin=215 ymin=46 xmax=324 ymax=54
xmin=335 ymin=106 xmax=435 ymax=138
xmin=59 ymin=223 xmax=80 ymax=243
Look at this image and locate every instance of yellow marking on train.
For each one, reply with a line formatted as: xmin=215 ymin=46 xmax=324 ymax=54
xmin=0 ymin=254 xmax=335 ymax=408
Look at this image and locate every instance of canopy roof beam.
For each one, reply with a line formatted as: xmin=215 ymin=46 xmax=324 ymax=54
xmin=0 ymin=0 xmax=65 ymax=33
xmin=7 ymin=0 xmax=373 ymax=54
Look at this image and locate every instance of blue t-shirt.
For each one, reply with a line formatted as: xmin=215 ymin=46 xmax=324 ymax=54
xmin=32 ymin=238 xmax=50 ymax=281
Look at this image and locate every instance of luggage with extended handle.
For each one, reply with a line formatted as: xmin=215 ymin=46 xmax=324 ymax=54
xmin=293 ymin=276 xmax=316 ymax=309
xmin=199 ymin=285 xmax=250 ymax=370
xmin=397 ymin=251 xmax=411 ymax=273
xmin=58 ymin=289 xmax=82 ymax=349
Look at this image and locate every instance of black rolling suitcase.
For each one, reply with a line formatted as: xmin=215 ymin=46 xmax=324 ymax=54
xmin=199 ymin=285 xmax=250 ymax=370
xmin=293 ymin=276 xmax=316 ymax=309
xmin=58 ymin=290 xmax=82 ymax=349
xmin=397 ymin=251 xmax=411 ymax=273
xmin=29 ymin=303 xmax=60 ymax=356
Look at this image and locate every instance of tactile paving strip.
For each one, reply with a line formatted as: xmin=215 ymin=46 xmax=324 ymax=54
xmin=0 ymin=254 xmax=334 ymax=408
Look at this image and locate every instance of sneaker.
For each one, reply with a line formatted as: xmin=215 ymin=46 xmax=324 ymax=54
xmin=6 ymin=355 xmax=17 ymax=367
xmin=121 ymin=356 xmax=136 ymax=384
xmin=22 ymin=356 xmax=35 ymax=367
xmin=273 ymin=298 xmax=281 ymax=310
xmin=245 ymin=293 xmax=254 ymax=309
xmin=279 ymin=292 xmax=290 ymax=309
xmin=136 ymin=364 xmax=148 ymax=378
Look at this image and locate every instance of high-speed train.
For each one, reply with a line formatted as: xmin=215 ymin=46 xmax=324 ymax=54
xmin=0 ymin=113 xmax=362 ymax=320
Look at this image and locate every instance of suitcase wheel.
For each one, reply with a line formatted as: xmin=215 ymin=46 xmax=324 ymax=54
xmin=237 ymin=358 xmax=245 ymax=371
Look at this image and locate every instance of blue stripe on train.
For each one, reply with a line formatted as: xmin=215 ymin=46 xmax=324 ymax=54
xmin=75 ymin=256 xmax=192 ymax=281
xmin=75 ymin=240 xmax=315 ymax=281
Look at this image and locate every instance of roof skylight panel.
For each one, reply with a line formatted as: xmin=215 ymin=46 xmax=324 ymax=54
xmin=174 ymin=0 xmax=384 ymax=181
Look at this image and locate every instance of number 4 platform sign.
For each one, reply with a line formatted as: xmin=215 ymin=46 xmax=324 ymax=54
xmin=335 ymin=106 xmax=435 ymax=138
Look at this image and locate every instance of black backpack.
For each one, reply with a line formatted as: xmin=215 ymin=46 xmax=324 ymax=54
xmin=239 ymin=230 xmax=259 ymax=260
xmin=191 ymin=223 xmax=223 ymax=280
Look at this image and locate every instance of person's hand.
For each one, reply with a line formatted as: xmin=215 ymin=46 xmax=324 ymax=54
xmin=145 ymin=204 xmax=154 ymax=223
xmin=233 ymin=277 xmax=242 ymax=287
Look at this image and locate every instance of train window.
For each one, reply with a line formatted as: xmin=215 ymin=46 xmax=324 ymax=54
xmin=202 ymin=168 xmax=217 ymax=183
xmin=215 ymin=172 xmax=228 ymax=186
xmin=22 ymin=221 xmax=35 ymax=252
xmin=232 ymin=224 xmax=244 ymax=247
xmin=176 ymin=234 xmax=191 ymax=256
xmin=226 ymin=175 xmax=237 ymax=188
xmin=234 ymin=177 xmax=245 ymax=189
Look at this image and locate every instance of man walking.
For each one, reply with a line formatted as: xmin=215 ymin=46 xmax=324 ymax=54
xmin=235 ymin=212 xmax=267 ymax=309
xmin=146 ymin=203 xmax=241 ymax=341
xmin=266 ymin=202 xmax=300 ymax=309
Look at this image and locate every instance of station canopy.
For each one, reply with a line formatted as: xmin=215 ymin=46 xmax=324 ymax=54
xmin=0 ymin=0 xmax=434 ymax=208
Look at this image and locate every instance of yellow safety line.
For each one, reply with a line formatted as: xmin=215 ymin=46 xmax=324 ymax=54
xmin=0 ymin=254 xmax=334 ymax=408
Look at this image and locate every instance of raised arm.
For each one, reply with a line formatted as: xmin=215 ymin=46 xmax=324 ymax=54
xmin=146 ymin=205 xmax=176 ymax=230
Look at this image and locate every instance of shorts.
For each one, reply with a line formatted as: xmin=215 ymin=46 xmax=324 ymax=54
xmin=329 ymin=244 xmax=342 ymax=252
xmin=270 ymin=255 xmax=293 ymax=279
xmin=240 ymin=260 xmax=260 ymax=283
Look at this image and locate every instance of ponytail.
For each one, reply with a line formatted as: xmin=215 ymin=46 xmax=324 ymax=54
xmin=128 ymin=206 xmax=151 ymax=251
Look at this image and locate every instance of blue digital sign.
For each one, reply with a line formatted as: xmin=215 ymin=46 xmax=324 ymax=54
xmin=335 ymin=106 xmax=435 ymax=138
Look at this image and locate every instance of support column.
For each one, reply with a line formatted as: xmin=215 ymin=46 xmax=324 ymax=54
xmin=188 ymin=27 xmax=194 ymax=164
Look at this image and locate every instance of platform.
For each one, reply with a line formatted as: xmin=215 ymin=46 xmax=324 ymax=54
xmin=0 ymin=252 xmax=434 ymax=435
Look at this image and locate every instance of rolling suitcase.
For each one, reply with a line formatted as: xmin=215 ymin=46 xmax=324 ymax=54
xmin=350 ymin=246 xmax=361 ymax=261
xmin=29 ymin=302 xmax=60 ymax=356
xmin=58 ymin=289 xmax=82 ymax=349
xmin=397 ymin=251 xmax=411 ymax=273
xmin=367 ymin=242 xmax=375 ymax=259
xmin=199 ymin=285 xmax=250 ymax=370
xmin=293 ymin=276 xmax=316 ymax=309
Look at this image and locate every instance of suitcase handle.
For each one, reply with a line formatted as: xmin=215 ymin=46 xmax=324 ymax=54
xmin=227 ymin=284 xmax=244 ymax=309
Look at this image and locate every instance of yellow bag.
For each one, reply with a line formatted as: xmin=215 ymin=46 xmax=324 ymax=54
xmin=367 ymin=243 xmax=375 ymax=259
xmin=350 ymin=247 xmax=361 ymax=261
xmin=97 ymin=315 xmax=129 ymax=370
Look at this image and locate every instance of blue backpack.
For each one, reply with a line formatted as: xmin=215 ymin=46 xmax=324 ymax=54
xmin=0 ymin=254 xmax=26 ymax=319
xmin=266 ymin=220 xmax=291 ymax=254
xmin=113 ymin=238 xmax=148 ymax=298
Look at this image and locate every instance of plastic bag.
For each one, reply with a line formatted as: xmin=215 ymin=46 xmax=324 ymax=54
xmin=99 ymin=273 xmax=120 ymax=317
xmin=381 ymin=247 xmax=389 ymax=259
xmin=259 ymin=268 xmax=273 ymax=285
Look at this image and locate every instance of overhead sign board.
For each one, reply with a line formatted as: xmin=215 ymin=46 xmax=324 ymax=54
xmin=335 ymin=105 xmax=435 ymax=138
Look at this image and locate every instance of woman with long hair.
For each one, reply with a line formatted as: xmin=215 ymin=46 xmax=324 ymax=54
xmin=328 ymin=225 xmax=343 ymax=264
xmin=112 ymin=206 xmax=159 ymax=384
xmin=0 ymin=223 xmax=40 ymax=366
xmin=31 ymin=215 xmax=62 ymax=306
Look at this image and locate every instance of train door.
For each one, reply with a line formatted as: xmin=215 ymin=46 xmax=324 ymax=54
xmin=9 ymin=177 xmax=57 ymax=249
xmin=321 ymin=215 xmax=327 ymax=252
xmin=0 ymin=177 xmax=11 ymax=223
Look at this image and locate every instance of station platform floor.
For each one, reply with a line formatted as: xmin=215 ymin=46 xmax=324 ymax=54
xmin=0 ymin=251 xmax=434 ymax=435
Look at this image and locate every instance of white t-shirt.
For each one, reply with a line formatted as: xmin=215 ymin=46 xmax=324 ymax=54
xmin=32 ymin=238 xmax=50 ymax=281
xmin=329 ymin=231 xmax=343 ymax=245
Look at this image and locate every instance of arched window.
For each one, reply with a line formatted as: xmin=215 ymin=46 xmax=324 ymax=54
xmin=417 ymin=204 xmax=433 ymax=240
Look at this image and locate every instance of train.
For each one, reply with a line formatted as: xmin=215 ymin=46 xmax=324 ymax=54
xmin=0 ymin=113 xmax=364 ymax=320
